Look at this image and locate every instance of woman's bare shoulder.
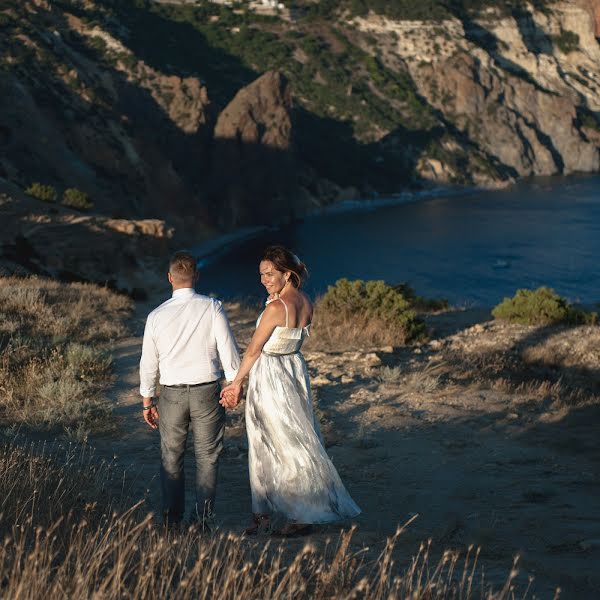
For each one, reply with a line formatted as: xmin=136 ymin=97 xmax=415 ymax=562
xmin=301 ymin=290 xmax=313 ymax=308
xmin=263 ymin=298 xmax=286 ymax=318
xmin=297 ymin=290 xmax=314 ymax=318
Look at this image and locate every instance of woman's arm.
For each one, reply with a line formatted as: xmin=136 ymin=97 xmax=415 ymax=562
xmin=220 ymin=301 xmax=285 ymax=403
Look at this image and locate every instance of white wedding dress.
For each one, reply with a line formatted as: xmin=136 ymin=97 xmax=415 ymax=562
xmin=245 ymin=298 xmax=361 ymax=523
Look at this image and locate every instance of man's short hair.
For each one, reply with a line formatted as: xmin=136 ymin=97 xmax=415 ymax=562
xmin=169 ymin=251 xmax=197 ymax=283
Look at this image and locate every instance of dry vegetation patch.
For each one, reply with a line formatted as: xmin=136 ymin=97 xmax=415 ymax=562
xmin=0 ymin=276 xmax=132 ymax=435
xmin=439 ymin=321 xmax=600 ymax=406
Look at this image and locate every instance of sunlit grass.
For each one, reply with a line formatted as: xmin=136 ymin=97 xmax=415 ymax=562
xmin=0 ymin=440 xmax=534 ymax=600
xmin=0 ymin=276 xmax=131 ymax=434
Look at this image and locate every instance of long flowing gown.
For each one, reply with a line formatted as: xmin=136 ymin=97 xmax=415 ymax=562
xmin=245 ymin=298 xmax=361 ymax=523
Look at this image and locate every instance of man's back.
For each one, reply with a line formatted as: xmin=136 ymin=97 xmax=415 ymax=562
xmin=139 ymin=252 xmax=241 ymax=527
xmin=139 ymin=288 xmax=239 ymax=397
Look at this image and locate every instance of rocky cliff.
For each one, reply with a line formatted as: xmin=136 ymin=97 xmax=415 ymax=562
xmin=1 ymin=0 xmax=599 ymax=247
xmin=210 ymin=71 xmax=307 ymax=227
xmin=0 ymin=0 xmax=306 ymax=238
xmin=353 ymin=1 xmax=600 ymax=183
xmin=0 ymin=181 xmax=172 ymax=296
xmin=1 ymin=4 xmax=206 ymax=227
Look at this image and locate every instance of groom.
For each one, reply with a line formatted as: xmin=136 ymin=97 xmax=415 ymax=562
xmin=139 ymin=251 xmax=242 ymax=528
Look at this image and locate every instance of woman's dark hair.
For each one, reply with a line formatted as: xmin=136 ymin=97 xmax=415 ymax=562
xmin=261 ymin=245 xmax=308 ymax=288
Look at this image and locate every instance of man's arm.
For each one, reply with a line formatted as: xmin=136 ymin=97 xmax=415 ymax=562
xmin=213 ymin=300 xmax=241 ymax=405
xmin=213 ymin=300 xmax=240 ymax=382
xmin=140 ymin=313 xmax=160 ymax=429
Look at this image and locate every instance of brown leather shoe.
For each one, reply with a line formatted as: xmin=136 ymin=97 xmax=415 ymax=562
xmin=243 ymin=513 xmax=271 ymax=536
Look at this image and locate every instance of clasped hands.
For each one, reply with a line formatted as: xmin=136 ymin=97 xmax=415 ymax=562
xmin=220 ymin=381 xmax=243 ymax=410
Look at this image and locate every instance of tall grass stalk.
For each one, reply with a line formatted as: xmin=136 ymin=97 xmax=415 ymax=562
xmin=0 ymin=442 xmax=539 ymax=599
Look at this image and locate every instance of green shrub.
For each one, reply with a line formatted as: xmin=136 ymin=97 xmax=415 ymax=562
xmin=552 ymin=30 xmax=579 ymax=54
xmin=62 ymin=188 xmax=93 ymax=211
xmin=317 ymin=278 xmax=427 ymax=344
xmin=492 ymin=287 xmax=597 ymax=326
xmin=393 ymin=282 xmax=449 ymax=312
xmin=25 ymin=182 xmax=57 ymax=203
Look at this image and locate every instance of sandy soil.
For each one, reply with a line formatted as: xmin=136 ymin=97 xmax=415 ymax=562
xmin=93 ymin=300 xmax=600 ymax=599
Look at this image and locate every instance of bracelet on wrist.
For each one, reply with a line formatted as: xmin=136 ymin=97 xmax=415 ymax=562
xmin=142 ymin=404 xmax=155 ymax=411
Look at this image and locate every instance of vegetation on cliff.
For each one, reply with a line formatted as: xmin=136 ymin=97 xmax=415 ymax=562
xmin=312 ymin=278 xmax=432 ymax=348
xmin=294 ymin=0 xmax=551 ymax=20
xmin=492 ymin=287 xmax=597 ymax=326
xmin=0 ymin=0 xmax=598 ymax=232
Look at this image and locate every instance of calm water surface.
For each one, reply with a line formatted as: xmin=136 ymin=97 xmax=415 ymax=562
xmin=196 ymin=176 xmax=600 ymax=306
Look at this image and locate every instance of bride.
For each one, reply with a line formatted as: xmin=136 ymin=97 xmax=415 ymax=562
xmin=220 ymin=245 xmax=360 ymax=536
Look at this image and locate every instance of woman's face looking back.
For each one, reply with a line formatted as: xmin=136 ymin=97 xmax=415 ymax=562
xmin=260 ymin=260 xmax=287 ymax=295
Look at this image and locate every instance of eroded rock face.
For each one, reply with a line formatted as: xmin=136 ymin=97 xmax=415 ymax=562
xmin=415 ymin=53 xmax=598 ymax=177
xmin=210 ymin=71 xmax=304 ymax=227
xmin=0 ymin=185 xmax=173 ymax=297
xmin=576 ymin=0 xmax=600 ymax=37
xmin=214 ymin=71 xmax=292 ymax=150
xmin=354 ymin=3 xmax=600 ymax=183
xmin=0 ymin=5 xmax=212 ymax=225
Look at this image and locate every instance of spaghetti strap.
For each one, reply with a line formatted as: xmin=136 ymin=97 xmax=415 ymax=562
xmin=278 ymin=298 xmax=289 ymax=328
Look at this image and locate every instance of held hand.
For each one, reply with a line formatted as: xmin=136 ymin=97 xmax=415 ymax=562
xmin=219 ymin=391 xmax=236 ymax=409
xmin=143 ymin=405 xmax=159 ymax=430
xmin=220 ymin=389 xmax=240 ymax=409
xmin=219 ymin=382 xmax=242 ymax=409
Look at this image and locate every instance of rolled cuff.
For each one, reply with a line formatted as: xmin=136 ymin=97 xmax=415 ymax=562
xmin=223 ymin=369 xmax=239 ymax=383
xmin=140 ymin=385 xmax=156 ymax=398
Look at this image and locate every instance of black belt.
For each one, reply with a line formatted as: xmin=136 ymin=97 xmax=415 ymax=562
xmin=164 ymin=380 xmax=218 ymax=389
xmin=262 ymin=351 xmax=300 ymax=356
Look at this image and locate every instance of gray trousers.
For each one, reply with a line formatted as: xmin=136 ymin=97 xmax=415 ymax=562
xmin=158 ymin=382 xmax=225 ymax=523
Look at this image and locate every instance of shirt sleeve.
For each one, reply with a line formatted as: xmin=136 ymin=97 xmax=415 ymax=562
xmin=139 ymin=312 xmax=159 ymax=397
xmin=213 ymin=300 xmax=241 ymax=382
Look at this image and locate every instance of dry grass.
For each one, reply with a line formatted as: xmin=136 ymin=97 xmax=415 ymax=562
xmin=440 ymin=322 xmax=600 ymax=406
xmin=0 ymin=276 xmax=132 ymax=433
xmin=379 ymin=362 xmax=444 ymax=393
xmin=308 ymin=311 xmax=416 ymax=351
xmin=0 ymin=441 xmax=533 ymax=600
xmin=378 ymin=365 xmax=404 ymax=383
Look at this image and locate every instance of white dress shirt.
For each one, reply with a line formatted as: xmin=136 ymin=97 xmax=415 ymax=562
xmin=139 ymin=288 xmax=240 ymax=397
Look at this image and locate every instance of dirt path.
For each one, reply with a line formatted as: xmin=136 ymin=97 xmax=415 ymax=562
xmin=93 ymin=302 xmax=600 ymax=599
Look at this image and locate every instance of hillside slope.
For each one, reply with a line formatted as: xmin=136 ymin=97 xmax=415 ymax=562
xmin=1 ymin=0 xmax=599 ymax=236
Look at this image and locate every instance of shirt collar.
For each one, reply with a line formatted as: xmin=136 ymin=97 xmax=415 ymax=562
xmin=172 ymin=287 xmax=196 ymax=298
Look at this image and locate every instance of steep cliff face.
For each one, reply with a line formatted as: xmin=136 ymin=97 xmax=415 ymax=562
xmin=0 ymin=2 xmax=217 ymax=225
xmin=1 ymin=0 xmax=599 ymax=240
xmin=211 ymin=71 xmax=310 ymax=226
xmin=0 ymin=1 xmax=312 ymax=233
xmin=353 ymin=1 xmax=600 ymax=183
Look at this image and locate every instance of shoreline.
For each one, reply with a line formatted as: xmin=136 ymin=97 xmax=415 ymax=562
xmin=191 ymin=183 xmax=482 ymax=270
xmin=192 ymin=225 xmax=269 ymax=269
xmin=188 ymin=173 xmax=600 ymax=306
xmin=312 ymin=184 xmax=482 ymax=217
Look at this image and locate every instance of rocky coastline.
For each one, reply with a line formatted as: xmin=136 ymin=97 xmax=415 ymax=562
xmin=1 ymin=1 xmax=599 ymax=232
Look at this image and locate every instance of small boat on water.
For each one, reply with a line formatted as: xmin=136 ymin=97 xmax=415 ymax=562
xmin=493 ymin=259 xmax=510 ymax=269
